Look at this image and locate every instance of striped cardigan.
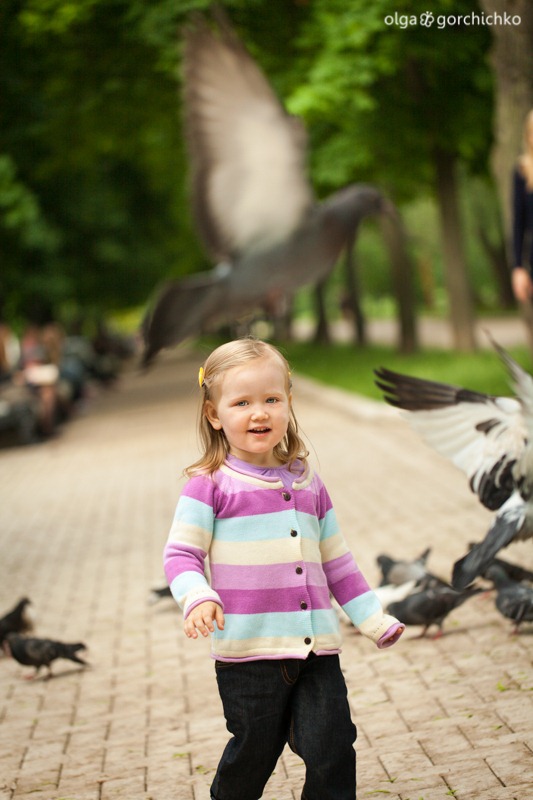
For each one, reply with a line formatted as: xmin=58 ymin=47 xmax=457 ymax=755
xmin=164 ymin=458 xmax=400 ymax=661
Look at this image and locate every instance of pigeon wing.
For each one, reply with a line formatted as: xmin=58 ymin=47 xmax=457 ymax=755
xmin=496 ymin=583 xmax=533 ymax=623
xmin=183 ymin=12 xmax=313 ymax=261
xmin=374 ymin=367 xmax=527 ymax=511
xmin=388 ymin=588 xmax=452 ymax=627
xmin=490 ymin=336 xmax=533 ymax=482
xmin=452 ymin=493 xmax=526 ymax=588
xmin=25 ymin=637 xmax=56 ymax=666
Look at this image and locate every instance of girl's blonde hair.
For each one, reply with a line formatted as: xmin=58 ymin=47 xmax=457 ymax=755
xmin=519 ymin=109 xmax=533 ymax=190
xmin=185 ymin=338 xmax=308 ymax=477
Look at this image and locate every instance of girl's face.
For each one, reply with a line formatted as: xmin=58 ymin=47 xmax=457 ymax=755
xmin=205 ymin=356 xmax=292 ymax=467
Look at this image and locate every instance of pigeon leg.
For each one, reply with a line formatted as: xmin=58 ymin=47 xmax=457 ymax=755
xmin=411 ymin=626 xmax=430 ymax=639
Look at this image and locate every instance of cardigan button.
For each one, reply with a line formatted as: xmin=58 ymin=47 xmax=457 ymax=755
xmin=295 ymin=566 xmax=303 ymax=575
xmin=300 ymin=601 xmax=308 ymax=610
xmin=290 ymin=529 xmax=298 ymax=537
xmin=304 ymin=637 xmax=312 ymax=645
xmin=282 ymin=491 xmax=291 ymax=501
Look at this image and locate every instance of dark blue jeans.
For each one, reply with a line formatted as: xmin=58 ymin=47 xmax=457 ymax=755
xmin=210 ymin=653 xmax=357 ymax=800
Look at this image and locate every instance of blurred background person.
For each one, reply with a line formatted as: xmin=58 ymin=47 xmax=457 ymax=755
xmin=511 ymin=109 xmax=533 ymax=304
xmin=19 ymin=321 xmax=60 ymax=437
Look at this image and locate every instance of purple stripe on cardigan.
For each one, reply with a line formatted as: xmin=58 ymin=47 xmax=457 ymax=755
xmin=218 ymin=584 xmax=332 ymax=614
xmin=182 ymin=474 xmax=333 ymax=519
xmin=322 ymin=551 xmax=358 ymax=583
xmin=164 ymin=541 xmax=206 ymax=584
xmin=210 ymin=561 xmax=328 ymax=590
xmin=181 ymin=476 xmax=215 ymax=505
xmin=328 ymin=571 xmax=372 ymax=606
xmin=215 ymin=488 xmax=329 ymax=519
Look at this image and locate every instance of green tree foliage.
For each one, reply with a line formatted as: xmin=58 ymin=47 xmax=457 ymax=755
xmin=0 ymin=0 xmax=495 ymax=328
xmin=279 ymin=0 xmax=494 ymax=350
xmin=284 ymin=0 xmax=493 ymax=200
xmin=0 ymin=0 xmax=204 ymax=323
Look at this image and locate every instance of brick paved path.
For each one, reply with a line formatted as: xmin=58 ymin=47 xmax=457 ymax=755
xmin=1 ymin=346 xmax=532 ymax=800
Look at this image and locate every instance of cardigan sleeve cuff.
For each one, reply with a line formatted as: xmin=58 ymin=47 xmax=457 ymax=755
xmin=377 ymin=622 xmax=405 ymax=649
xmin=182 ymin=586 xmax=224 ymax=618
xmin=357 ymin=612 xmax=404 ymax=646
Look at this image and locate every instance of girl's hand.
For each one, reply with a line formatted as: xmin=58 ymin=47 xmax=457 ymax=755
xmin=377 ymin=622 xmax=405 ymax=649
xmin=184 ymin=601 xmax=225 ymax=639
xmin=512 ymin=267 xmax=533 ymax=303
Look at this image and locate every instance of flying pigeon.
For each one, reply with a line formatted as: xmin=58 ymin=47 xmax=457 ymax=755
xmin=376 ymin=547 xmax=432 ymax=586
xmin=0 ymin=598 xmax=34 ymax=645
xmin=387 ymin=585 xmax=485 ymax=638
xmin=141 ymin=10 xmax=389 ymax=365
xmin=486 ymin=564 xmax=533 ymax=633
xmin=375 ymin=338 xmax=533 ymax=590
xmin=3 ymin=634 xmax=88 ymax=678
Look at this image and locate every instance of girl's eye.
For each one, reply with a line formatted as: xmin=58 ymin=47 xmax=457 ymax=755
xmin=235 ymin=400 xmax=248 ymax=406
xmin=266 ymin=397 xmax=278 ymax=404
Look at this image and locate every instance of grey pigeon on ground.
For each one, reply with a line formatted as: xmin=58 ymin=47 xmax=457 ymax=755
xmin=387 ymin=585 xmax=485 ymax=638
xmin=486 ymin=564 xmax=533 ymax=633
xmin=375 ymin=337 xmax=533 ymax=589
xmin=376 ymin=547 xmax=432 ymax=586
xmin=467 ymin=544 xmax=533 ymax=584
xmin=3 ymin=634 xmax=88 ymax=678
xmin=374 ymin=580 xmax=418 ymax=610
xmin=0 ymin=598 xmax=34 ymax=645
xmin=141 ymin=10 xmax=389 ymax=366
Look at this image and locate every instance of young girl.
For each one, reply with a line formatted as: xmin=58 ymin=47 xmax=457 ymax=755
xmin=164 ymin=338 xmax=404 ymax=800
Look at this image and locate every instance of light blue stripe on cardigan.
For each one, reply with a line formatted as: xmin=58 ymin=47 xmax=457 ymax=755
xmin=318 ymin=507 xmax=338 ymax=539
xmin=205 ymin=507 xmax=338 ymax=542
xmin=342 ymin=591 xmax=382 ymax=626
xmin=173 ymin=495 xmax=214 ymax=528
xmin=170 ymin=570 xmax=208 ymax=599
xmin=213 ymin=608 xmax=339 ymax=640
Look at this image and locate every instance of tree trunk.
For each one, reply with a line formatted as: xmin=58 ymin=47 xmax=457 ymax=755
xmin=313 ymin=281 xmax=331 ymax=344
xmin=477 ymin=222 xmax=514 ymax=308
xmin=343 ymin=231 xmax=366 ymax=345
xmin=378 ymin=204 xmax=418 ymax=353
xmin=434 ymin=147 xmax=477 ymax=350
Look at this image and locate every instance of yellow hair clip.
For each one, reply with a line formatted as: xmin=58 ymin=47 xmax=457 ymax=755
xmin=198 ymin=366 xmax=205 ymax=388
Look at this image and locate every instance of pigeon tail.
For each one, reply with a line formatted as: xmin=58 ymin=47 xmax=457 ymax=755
xmin=452 ymin=507 xmax=523 ymax=589
xmin=140 ymin=272 xmax=227 ymax=367
xmin=149 ymin=585 xmax=172 ymax=605
xmin=58 ymin=642 xmax=88 ymax=665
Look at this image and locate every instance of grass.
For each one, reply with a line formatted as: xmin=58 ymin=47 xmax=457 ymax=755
xmin=273 ymin=340 xmax=533 ymax=401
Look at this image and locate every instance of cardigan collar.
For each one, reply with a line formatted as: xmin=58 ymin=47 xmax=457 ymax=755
xmin=220 ymin=455 xmax=313 ymax=490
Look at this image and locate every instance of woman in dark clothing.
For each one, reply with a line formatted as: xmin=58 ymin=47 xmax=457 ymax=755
xmin=511 ymin=109 xmax=533 ymax=303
